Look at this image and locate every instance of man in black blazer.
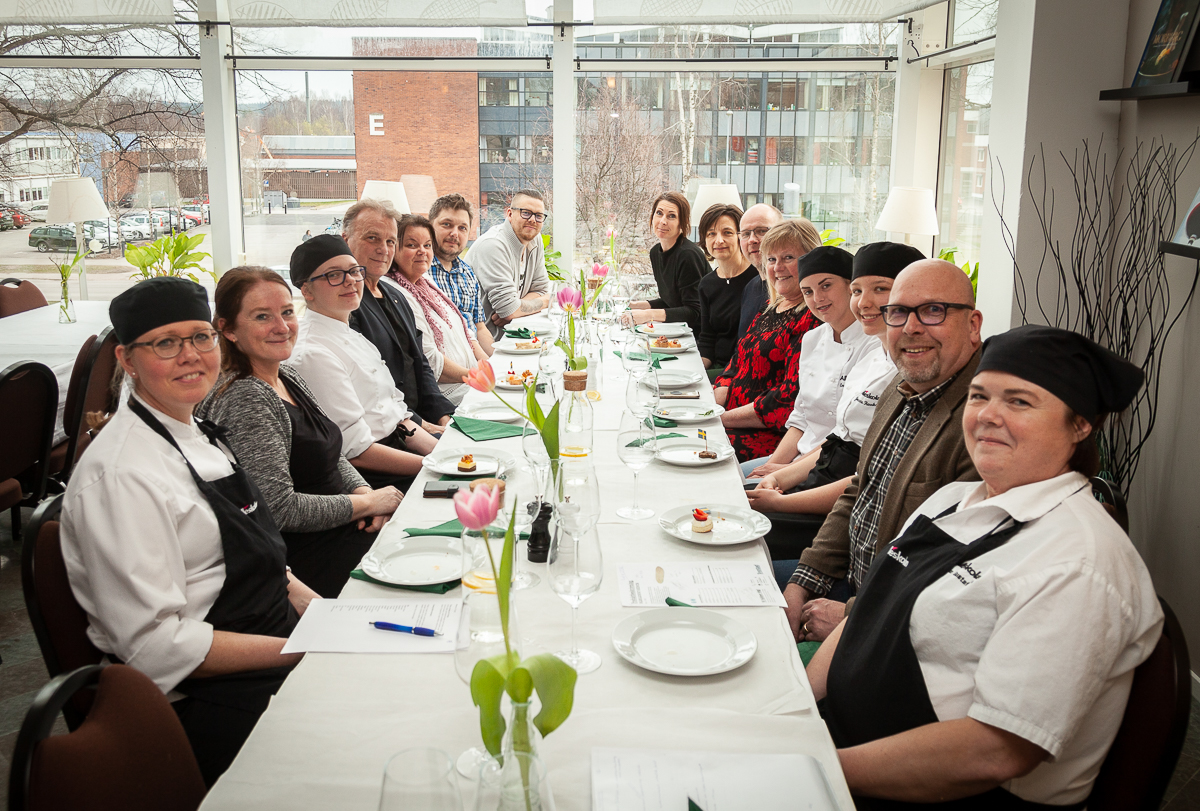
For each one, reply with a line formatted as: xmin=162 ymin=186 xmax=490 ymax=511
xmin=343 ymin=199 xmax=455 ymax=430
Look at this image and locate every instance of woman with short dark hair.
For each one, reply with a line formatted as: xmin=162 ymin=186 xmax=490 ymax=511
xmin=622 ymin=190 xmax=710 ymax=332
xmin=695 ymin=203 xmax=753 ymax=371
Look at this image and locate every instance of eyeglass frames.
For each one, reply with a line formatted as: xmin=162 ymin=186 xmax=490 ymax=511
xmin=878 ymin=302 xmax=974 ymax=327
xmin=307 ymin=265 xmax=366 ymax=286
xmin=515 ymin=208 xmax=546 ymax=223
xmin=128 ymin=330 xmax=219 ymax=359
xmin=737 ymin=227 xmax=771 ymax=239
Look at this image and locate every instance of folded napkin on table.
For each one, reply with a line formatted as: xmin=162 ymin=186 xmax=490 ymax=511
xmin=652 ymin=415 xmax=677 ymax=428
xmin=349 ymin=570 xmax=460 ymax=593
xmin=504 ymin=327 xmax=533 ymax=339
xmin=625 ymin=432 xmax=685 ymax=448
xmin=404 ymin=518 xmax=529 ymax=539
xmin=613 ymin=351 xmax=679 ymax=369
xmin=450 ymin=415 xmax=525 ymax=441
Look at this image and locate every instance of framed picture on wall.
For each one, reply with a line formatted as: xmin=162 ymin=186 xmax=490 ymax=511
xmin=1133 ymin=0 xmax=1200 ymax=86
xmin=1172 ymin=185 xmax=1200 ymax=247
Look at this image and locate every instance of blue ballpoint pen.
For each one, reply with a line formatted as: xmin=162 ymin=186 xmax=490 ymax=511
xmin=369 ymin=620 xmax=442 ymax=637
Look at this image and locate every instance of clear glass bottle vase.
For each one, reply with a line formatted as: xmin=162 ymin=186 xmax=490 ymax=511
xmin=58 ymin=280 xmax=75 ymax=323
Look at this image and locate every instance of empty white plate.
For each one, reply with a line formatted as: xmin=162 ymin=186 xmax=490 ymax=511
xmin=458 ymin=403 xmax=524 ymax=424
xmin=655 ymin=370 xmax=704 ymax=388
xmin=654 ymin=438 xmax=735 ymax=467
xmin=612 ymin=607 xmax=757 ymax=676
xmin=360 ymin=536 xmax=462 ymax=585
xmin=421 ymin=448 xmax=514 ymax=477
xmin=658 ymin=504 xmax=772 ymax=546
xmin=637 ymin=322 xmax=691 ymax=338
xmin=653 ymin=404 xmax=725 ymax=423
xmin=510 ymin=315 xmax=556 ymax=333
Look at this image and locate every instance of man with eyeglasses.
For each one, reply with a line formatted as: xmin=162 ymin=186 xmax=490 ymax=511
xmin=737 ymin=204 xmax=784 ymax=339
xmin=469 ymin=188 xmax=552 ymax=339
xmin=785 ymin=259 xmax=983 ymax=644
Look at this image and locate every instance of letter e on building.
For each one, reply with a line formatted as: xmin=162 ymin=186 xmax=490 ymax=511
xmin=369 ymin=114 xmax=385 ymax=136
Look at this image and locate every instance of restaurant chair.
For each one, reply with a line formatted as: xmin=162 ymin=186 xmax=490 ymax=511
xmin=1086 ymin=597 xmax=1190 ymax=811
xmin=0 ymin=279 xmax=48 ymax=318
xmin=47 ymin=334 xmax=97 ymax=484
xmin=1090 ymin=476 xmax=1129 ymax=533
xmin=0 ymin=361 xmax=58 ymax=541
xmin=8 ymin=664 xmax=207 ymax=811
xmin=48 ymin=326 xmax=119 ymax=485
xmin=21 ymin=494 xmax=103 ymax=729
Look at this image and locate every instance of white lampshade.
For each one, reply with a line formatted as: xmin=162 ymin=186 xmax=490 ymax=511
xmin=691 ymin=184 xmax=743 ymax=221
xmin=875 ymin=187 xmax=939 ymax=236
xmin=360 ymin=180 xmax=410 ymax=215
xmin=47 ymin=177 xmax=109 ymax=225
xmin=400 ymin=174 xmax=438 ymax=218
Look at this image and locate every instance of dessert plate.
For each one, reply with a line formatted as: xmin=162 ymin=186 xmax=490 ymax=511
xmin=612 ymin=607 xmax=757 ymax=676
xmin=653 ymin=404 xmax=725 ymax=423
xmin=654 ymin=438 xmax=735 ymax=467
xmin=654 ymin=370 xmax=704 ymax=388
xmin=493 ymin=339 xmax=544 ymax=355
xmin=457 ymin=402 xmax=524 ymax=424
xmin=421 ymin=448 xmax=514 ymax=477
xmin=636 ymin=322 xmax=691 ymax=338
xmin=658 ymin=504 xmax=772 ymax=546
xmin=646 ymin=339 xmax=694 ymax=355
xmin=360 ymin=535 xmax=462 ymax=585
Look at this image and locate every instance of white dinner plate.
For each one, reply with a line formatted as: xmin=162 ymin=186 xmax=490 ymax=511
xmin=510 ymin=315 xmax=557 ymax=333
xmin=457 ymin=402 xmax=524 ymax=424
xmin=612 ymin=607 xmax=757 ymax=676
xmin=646 ymin=339 xmax=694 ymax=355
xmin=637 ymin=322 xmax=691 ymax=338
xmin=658 ymin=503 xmax=772 ymax=546
xmin=654 ymin=438 xmax=735 ymax=467
xmin=421 ymin=448 xmax=514 ymax=477
xmin=654 ymin=370 xmax=704 ymax=388
xmin=494 ymin=367 xmax=538 ymax=390
xmin=360 ymin=536 xmax=462 ymax=586
xmin=493 ymin=339 xmax=544 ymax=356
xmin=653 ymin=403 xmax=725 ymax=423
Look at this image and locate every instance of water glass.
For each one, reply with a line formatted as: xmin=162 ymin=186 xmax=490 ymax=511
xmin=625 ymin=369 xmax=660 ymax=417
xmin=547 ymin=520 xmax=604 ymax=675
xmin=504 ymin=465 xmax=542 ymax=589
xmin=474 ymin=751 xmax=554 ymax=811
xmin=621 ymin=332 xmax=652 ymax=378
xmin=379 ymin=748 xmax=462 ymax=811
xmin=615 ymin=411 xmax=656 ymax=520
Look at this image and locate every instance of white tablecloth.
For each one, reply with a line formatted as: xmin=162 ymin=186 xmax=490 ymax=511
xmin=200 ymin=329 xmax=854 ymax=811
xmin=0 ymin=300 xmax=112 ymax=444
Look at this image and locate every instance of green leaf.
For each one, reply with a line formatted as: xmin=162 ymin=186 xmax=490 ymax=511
xmin=540 ymin=401 xmax=560 ymax=462
xmin=496 ymin=507 xmax=516 ymax=647
xmin=514 ymin=653 xmax=577 ymax=737
xmin=524 ymin=380 xmax=545 ymax=429
xmin=471 ymin=653 xmax=516 ymax=757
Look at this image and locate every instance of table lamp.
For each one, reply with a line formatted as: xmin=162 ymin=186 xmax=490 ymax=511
xmin=360 ymin=180 xmax=411 ymax=215
xmin=399 ymin=175 xmax=439 ymax=218
xmin=47 ymin=177 xmax=110 ymax=301
xmin=691 ymin=184 xmax=742 ymax=222
xmin=875 ymin=187 xmax=939 ymax=246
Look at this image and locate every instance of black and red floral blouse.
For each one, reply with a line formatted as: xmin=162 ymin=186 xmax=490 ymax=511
xmin=715 ymin=303 xmax=821 ymax=462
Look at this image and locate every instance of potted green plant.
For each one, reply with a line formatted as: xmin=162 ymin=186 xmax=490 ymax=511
xmin=125 ymin=232 xmax=215 ymax=283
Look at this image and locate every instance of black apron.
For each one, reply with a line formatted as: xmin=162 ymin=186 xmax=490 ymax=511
xmin=804 ymin=432 xmax=861 ymax=488
xmin=129 ymin=400 xmax=298 ymax=784
xmin=820 ymin=504 xmax=1085 ymax=810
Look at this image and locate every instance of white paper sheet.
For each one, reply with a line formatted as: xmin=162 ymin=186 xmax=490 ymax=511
xmin=617 ymin=562 xmax=788 ymax=607
xmin=281 ymin=598 xmax=460 ymax=654
xmin=591 ymin=747 xmax=839 ymax=811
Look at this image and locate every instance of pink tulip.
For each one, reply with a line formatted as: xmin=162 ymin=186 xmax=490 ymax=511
xmin=454 ymin=483 xmax=500 ymax=531
xmin=592 ymin=263 xmax=610 ymax=277
xmin=463 ymin=360 xmax=496 ymax=393
xmin=605 ymin=228 xmax=614 ymax=238
xmin=557 ymin=287 xmax=583 ymax=313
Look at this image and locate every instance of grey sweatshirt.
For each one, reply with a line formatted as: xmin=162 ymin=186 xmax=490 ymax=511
xmin=469 ymin=220 xmax=550 ymax=339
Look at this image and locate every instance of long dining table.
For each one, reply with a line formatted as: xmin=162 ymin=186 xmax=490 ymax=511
xmin=199 ymin=320 xmax=854 ymax=810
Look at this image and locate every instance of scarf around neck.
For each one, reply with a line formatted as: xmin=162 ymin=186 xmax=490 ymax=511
xmin=386 ymin=267 xmax=466 ymax=351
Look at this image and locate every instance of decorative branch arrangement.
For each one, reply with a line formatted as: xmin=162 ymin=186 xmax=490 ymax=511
xmin=995 ymin=133 xmax=1200 ymax=495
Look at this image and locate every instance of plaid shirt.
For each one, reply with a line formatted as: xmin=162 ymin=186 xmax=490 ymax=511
xmin=790 ymin=375 xmax=957 ymax=594
xmin=429 ymin=255 xmax=485 ymax=327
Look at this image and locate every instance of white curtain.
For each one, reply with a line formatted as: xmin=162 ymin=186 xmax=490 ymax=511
xmin=7 ymin=0 xmax=175 ymax=23
xmin=228 ymin=0 xmax=528 ymax=26
xmin=592 ymin=0 xmax=943 ymax=25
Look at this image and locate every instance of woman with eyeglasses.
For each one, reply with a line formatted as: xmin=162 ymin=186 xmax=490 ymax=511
xmin=197 ymin=267 xmax=404 ymax=598
xmin=61 ymin=277 xmax=320 ymax=786
xmin=288 ymin=235 xmax=438 ymax=492
xmin=386 ymin=214 xmax=487 ymax=406
xmin=622 ymin=190 xmax=710 ymax=332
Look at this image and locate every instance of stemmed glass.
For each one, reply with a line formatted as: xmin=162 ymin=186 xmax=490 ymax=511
xmin=505 ymin=461 xmax=542 ymax=590
xmin=616 ymin=411 xmax=657 ymax=520
xmin=625 ymin=368 xmax=660 ymax=418
xmin=537 ymin=340 xmax=567 ymax=400
xmin=548 ymin=458 xmax=603 ymax=674
xmin=621 ymin=332 xmax=652 ymax=379
xmin=379 ymin=748 xmax=463 ymax=811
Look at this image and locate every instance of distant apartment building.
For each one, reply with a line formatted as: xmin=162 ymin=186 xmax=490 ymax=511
xmin=0 ymin=132 xmax=79 ymax=205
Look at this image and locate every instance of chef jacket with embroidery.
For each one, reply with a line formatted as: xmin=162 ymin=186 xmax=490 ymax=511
xmin=783 ymin=321 xmax=877 ymax=457
xmin=831 ymin=342 xmax=897 ymax=447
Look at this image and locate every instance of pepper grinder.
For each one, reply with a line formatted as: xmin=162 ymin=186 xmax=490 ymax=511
xmin=526 ymin=502 xmax=553 ymax=563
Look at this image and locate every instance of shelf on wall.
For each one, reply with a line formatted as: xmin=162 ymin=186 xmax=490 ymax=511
xmin=1099 ymin=81 xmax=1199 ymax=101
xmin=1160 ymin=241 xmax=1200 ymax=261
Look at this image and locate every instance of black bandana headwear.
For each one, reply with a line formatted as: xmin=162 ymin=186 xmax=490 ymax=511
xmin=852 ymin=242 xmax=925 ymax=281
xmin=978 ymin=325 xmax=1144 ymax=420
xmin=109 ymin=277 xmax=211 ymax=345
xmin=796 ymin=245 xmax=853 ymax=282
xmin=290 ymin=234 xmax=356 ymax=287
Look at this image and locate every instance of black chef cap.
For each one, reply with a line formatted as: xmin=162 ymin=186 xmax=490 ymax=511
xmin=852 ymin=241 xmax=925 ymax=281
xmin=978 ymin=325 xmax=1144 ymax=420
xmin=109 ymin=277 xmax=211 ymax=345
xmin=290 ymin=234 xmax=356 ymax=287
xmin=797 ymin=245 xmax=853 ymax=282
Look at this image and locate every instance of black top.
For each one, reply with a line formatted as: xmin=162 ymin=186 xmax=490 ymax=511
xmin=648 ymin=235 xmax=710 ymax=332
xmin=281 ymin=376 xmax=345 ymax=497
xmin=737 ymin=272 xmax=768 ymax=340
xmin=697 ymin=264 xmax=756 ymax=367
xmin=350 ymin=280 xmax=455 ymax=424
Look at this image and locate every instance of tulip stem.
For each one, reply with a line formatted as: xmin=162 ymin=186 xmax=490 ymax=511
xmin=479 ymin=528 xmax=513 ymax=661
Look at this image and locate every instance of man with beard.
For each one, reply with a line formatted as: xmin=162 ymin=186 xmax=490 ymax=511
xmin=470 ymin=189 xmax=551 ymax=340
xmin=784 ymin=259 xmax=983 ymax=643
xmin=427 ymin=193 xmax=493 ymax=354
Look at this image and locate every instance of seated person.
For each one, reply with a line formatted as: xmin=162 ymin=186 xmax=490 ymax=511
xmin=342 ymin=198 xmax=455 ymax=432
xmin=199 ymin=267 xmax=404 ymax=598
xmin=387 ymin=214 xmax=488 ymax=406
xmin=785 ymin=259 xmax=983 ymax=643
xmin=714 ymin=221 xmax=824 ymax=462
xmin=807 ymin=324 xmax=1162 ymax=809
xmin=471 ymin=189 xmax=551 ymax=339
xmin=696 ymin=202 xmax=754 ymax=371
xmin=60 ymin=277 xmax=320 ymax=786
xmin=427 ymin=192 xmax=494 ymax=354
xmin=287 ymin=235 xmax=438 ymax=491
xmin=736 ymin=204 xmax=784 ymax=341
xmin=622 ymin=191 xmax=710 ymax=332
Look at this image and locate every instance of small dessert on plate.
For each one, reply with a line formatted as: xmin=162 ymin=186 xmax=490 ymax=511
xmin=698 ymin=449 xmax=718 ymax=460
xmin=457 ymin=454 xmax=477 ymax=474
xmin=651 ymin=336 xmax=681 ymax=348
xmin=691 ymin=509 xmax=714 ymax=533
xmin=515 ymin=341 xmax=536 ymax=350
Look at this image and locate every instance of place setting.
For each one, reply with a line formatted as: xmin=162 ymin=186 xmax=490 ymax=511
xmin=654 ymin=429 xmax=736 ymax=467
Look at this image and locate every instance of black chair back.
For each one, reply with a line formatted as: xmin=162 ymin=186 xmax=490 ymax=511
xmin=1091 ymin=476 xmax=1130 ymax=533
xmin=0 ymin=361 xmax=58 ymax=503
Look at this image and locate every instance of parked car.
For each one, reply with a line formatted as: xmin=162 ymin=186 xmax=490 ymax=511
xmin=20 ymin=203 xmax=47 ymax=222
xmin=29 ymin=225 xmax=77 ymax=251
xmin=118 ymin=193 xmax=135 ymax=208
xmin=151 ymin=208 xmax=188 ymax=231
xmin=178 ymin=209 xmax=203 ymax=227
xmin=0 ymin=211 xmax=14 ymax=232
xmin=1 ymin=206 xmax=29 ymax=228
xmin=84 ymin=219 xmax=124 ymax=245
xmin=120 ymin=211 xmax=167 ymax=239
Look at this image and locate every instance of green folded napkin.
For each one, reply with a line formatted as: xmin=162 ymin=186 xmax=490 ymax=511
xmin=613 ymin=350 xmax=679 ymax=370
xmin=797 ymin=640 xmax=822 ymax=666
xmin=665 ymin=596 xmax=694 ymax=607
xmin=625 ymin=432 xmax=685 ymax=448
xmin=504 ymin=327 xmax=532 ymax=339
xmin=450 ymin=415 xmax=525 ymax=442
xmin=404 ymin=518 xmax=529 ymax=539
xmin=349 ymin=569 xmax=460 ymax=593
xmin=652 ymin=415 xmax=678 ymax=428
xmin=688 ymin=799 xmax=706 ymax=811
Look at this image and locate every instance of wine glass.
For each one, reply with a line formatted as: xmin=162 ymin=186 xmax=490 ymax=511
xmin=380 ymin=748 xmax=463 ymax=810
xmin=621 ymin=332 xmax=652 ymax=379
xmin=625 ymin=369 xmax=660 ymax=418
xmin=538 ymin=340 xmax=567 ymax=400
xmin=548 ymin=458 xmax=603 ymax=674
xmin=615 ymin=411 xmax=657 ymax=520
xmin=610 ymin=281 xmax=632 ymax=329
xmin=504 ymin=464 xmax=542 ymax=590
xmin=453 ymin=590 xmax=517 ymax=778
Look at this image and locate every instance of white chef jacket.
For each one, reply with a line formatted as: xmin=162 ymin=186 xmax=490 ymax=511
xmin=783 ymin=321 xmax=877 ymax=456
xmin=290 ymin=309 xmax=412 ymax=458
xmin=394 ymin=278 xmax=474 ymax=406
xmin=831 ymin=342 xmax=897 ymax=447
xmin=897 ymin=472 xmax=1163 ymax=805
xmin=60 ymin=395 xmax=233 ymax=694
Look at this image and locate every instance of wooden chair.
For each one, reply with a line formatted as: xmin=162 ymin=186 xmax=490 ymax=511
xmin=21 ymin=495 xmax=103 ymax=729
xmin=48 ymin=326 xmax=119 ymax=484
xmin=0 ymin=361 xmax=58 ymax=541
xmin=8 ymin=664 xmax=206 ymax=811
xmin=1087 ymin=597 xmax=1191 ymax=810
xmin=0 ymin=279 xmax=48 ymax=318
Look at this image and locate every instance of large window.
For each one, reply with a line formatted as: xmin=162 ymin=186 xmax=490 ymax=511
xmin=951 ymin=0 xmax=1000 ymax=46
xmin=937 ymin=60 xmax=993 ymax=267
